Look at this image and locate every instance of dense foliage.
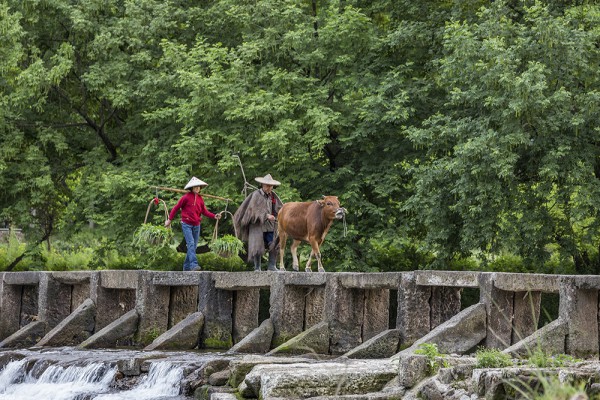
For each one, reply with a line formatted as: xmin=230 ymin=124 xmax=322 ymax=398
xmin=1 ymin=0 xmax=599 ymax=273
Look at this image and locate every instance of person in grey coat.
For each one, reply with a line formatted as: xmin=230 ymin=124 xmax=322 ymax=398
xmin=233 ymin=174 xmax=284 ymax=271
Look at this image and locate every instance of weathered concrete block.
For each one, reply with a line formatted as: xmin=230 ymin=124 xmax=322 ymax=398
xmin=415 ymin=270 xmax=479 ymax=288
xmin=344 ymin=329 xmax=401 ymax=359
xmin=136 ymin=271 xmax=170 ymax=345
xmin=0 ymin=321 xmax=47 ymax=349
xmin=245 ymin=359 xmax=398 ymax=399
xmin=325 ymin=275 xmax=364 ymax=355
xmin=397 ymin=272 xmax=431 ymax=347
xmin=493 ymin=273 xmax=561 ymax=293
xmin=151 ymin=271 xmax=203 ymax=286
xmin=512 ymin=291 xmax=541 ymax=344
xmin=3 ymin=272 xmax=40 ymax=285
xmin=79 ymin=309 xmax=139 ymax=349
xmin=559 ymin=277 xmax=599 ymax=357
xmin=338 ymin=272 xmax=403 ymax=289
xmin=144 ymin=311 xmax=204 ymax=350
xmin=394 ymin=303 xmax=487 ymax=359
xmin=480 ymin=273 xmax=514 ymax=349
xmin=228 ymin=318 xmax=274 ymax=354
xmin=0 ymin=281 xmax=22 ymax=340
xmin=36 ymin=298 xmax=96 ymax=346
xmin=169 ymin=285 xmax=199 ymax=328
xmin=50 ymin=271 xmax=94 ymax=285
xmin=503 ymin=317 xmax=567 ymax=357
xmin=213 ymin=271 xmax=273 ymax=290
xmin=94 ymin=286 xmax=136 ymax=332
xmin=363 ymin=288 xmax=390 ymax=341
xmin=229 ymin=354 xmax=312 ymax=388
xmin=267 ymin=321 xmax=330 ymax=356
xmin=430 ymin=286 xmax=461 ymax=330
xmin=232 ymin=289 xmax=259 ymax=344
xmin=100 ymin=270 xmax=139 ymax=289
xmin=270 ymin=278 xmax=309 ymax=347
xmin=305 ymin=286 xmax=325 ymax=329
xmin=199 ymin=273 xmax=233 ymax=349
xmin=37 ymin=273 xmax=72 ymax=330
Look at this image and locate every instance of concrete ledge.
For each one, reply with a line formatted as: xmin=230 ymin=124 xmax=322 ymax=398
xmin=503 ymin=318 xmax=567 ymax=357
xmin=51 ymin=271 xmax=94 ymax=284
xmin=79 ymin=309 xmax=139 ymax=349
xmin=152 ymin=271 xmax=203 ymax=286
xmin=100 ymin=270 xmax=139 ymax=289
xmin=3 ymin=272 xmax=40 ymax=285
xmin=213 ymin=271 xmax=274 ymax=290
xmin=493 ymin=273 xmax=561 ymax=293
xmin=415 ymin=270 xmax=479 ymax=288
xmin=338 ymin=273 xmax=403 ymax=289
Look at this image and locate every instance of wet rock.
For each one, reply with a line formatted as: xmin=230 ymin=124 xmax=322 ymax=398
xmin=208 ymin=369 xmax=230 ymax=386
xmin=228 ymin=354 xmax=312 ymax=388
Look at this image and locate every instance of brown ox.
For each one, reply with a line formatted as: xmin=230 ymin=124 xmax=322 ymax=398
xmin=277 ymin=196 xmax=346 ymax=272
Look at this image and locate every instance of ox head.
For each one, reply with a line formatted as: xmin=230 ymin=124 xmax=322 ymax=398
xmin=318 ymin=196 xmax=347 ymax=220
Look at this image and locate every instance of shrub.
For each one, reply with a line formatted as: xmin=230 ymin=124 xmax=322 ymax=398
xmin=475 ymin=347 xmax=513 ymax=368
xmin=414 ymin=343 xmax=448 ymax=374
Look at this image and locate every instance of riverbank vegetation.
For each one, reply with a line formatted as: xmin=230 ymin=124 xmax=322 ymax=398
xmin=1 ymin=0 xmax=599 ymax=273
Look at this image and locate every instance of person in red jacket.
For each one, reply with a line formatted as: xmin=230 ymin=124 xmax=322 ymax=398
xmin=165 ymin=177 xmax=221 ymax=271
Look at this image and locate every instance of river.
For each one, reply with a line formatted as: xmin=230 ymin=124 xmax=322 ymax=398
xmin=0 ymin=347 xmax=231 ymax=400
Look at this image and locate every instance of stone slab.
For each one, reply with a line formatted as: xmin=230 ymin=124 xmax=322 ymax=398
xmin=151 ymin=272 xmax=203 ymax=286
xmin=415 ymin=270 xmax=479 ymax=288
xmin=281 ymin=273 xmax=327 ymax=287
xmin=50 ymin=271 xmax=94 ymax=284
xmin=79 ymin=309 xmax=139 ymax=349
xmin=144 ymin=311 xmax=204 ymax=350
xmin=267 ymin=321 xmax=330 ymax=356
xmin=100 ymin=270 xmax=139 ymax=289
xmin=212 ymin=271 xmax=274 ymax=290
xmin=0 ymin=321 xmax=47 ymax=349
xmin=337 ymin=273 xmax=403 ymax=289
xmin=493 ymin=273 xmax=561 ymax=293
xmin=228 ymin=318 xmax=274 ymax=354
xmin=503 ymin=317 xmax=567 ymax=357
xmin=36 ymin=298 xmax=96 ymax=346
xmin=3 ymin=272 xmax=40 ymax=285
xmin=344 ymin=329 xmax=401 ymax=359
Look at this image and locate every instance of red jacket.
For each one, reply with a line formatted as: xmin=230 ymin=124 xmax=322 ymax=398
xmin=168 ymin=192 xmax=216 ymax=226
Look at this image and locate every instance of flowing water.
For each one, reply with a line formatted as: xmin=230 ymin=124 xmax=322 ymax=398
xmin=0 ymin=348 xmax=229 ymax=400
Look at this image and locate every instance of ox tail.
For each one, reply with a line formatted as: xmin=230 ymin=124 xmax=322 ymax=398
xmin=269 ymin=224 xmax=280 ymax=252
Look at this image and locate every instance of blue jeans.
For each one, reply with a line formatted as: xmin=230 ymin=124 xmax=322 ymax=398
xmin=182 ymin=222 xmax=201 ymax=271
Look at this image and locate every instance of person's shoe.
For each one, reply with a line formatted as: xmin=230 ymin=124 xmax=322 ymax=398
xmin=254 ymin=265 xmax=261 ymax=271
xmin=192 ymin=266 xmax=202 ymax=271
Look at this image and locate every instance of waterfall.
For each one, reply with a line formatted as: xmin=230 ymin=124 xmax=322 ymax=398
xmin=0 ymin=359 xmax=185 ymax=400
xmin=94 ymin=362 xmax=184 ymax=400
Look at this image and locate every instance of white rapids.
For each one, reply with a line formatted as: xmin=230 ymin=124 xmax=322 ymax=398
xmin=0 ymin=358 xmax=185 ymax=400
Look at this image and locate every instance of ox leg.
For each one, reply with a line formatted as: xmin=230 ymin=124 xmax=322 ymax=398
xmin=305 ymin=251 xmax=313 ymax=272
xmin=278 ymin=231 xmax=287 ymax=271
xmin=308 ymin=239 xmax=324 ymax=272
xmin=290 ymin=240 xmax=301 ymax=272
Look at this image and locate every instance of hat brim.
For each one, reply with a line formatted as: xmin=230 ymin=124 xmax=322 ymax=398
xmin=255 ymin=178 xmax=281 ymax=186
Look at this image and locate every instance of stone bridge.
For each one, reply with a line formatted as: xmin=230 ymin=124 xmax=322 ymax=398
xmin=0 ymin=270 xmax=597 ymax=358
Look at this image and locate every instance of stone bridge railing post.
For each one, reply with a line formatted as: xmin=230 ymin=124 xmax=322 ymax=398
xmin=559 ymin=276 xmax=599 ymax=358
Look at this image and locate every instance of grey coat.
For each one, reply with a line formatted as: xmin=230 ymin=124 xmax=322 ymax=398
xmin=233 ymin=189 xmax=283 ymax=262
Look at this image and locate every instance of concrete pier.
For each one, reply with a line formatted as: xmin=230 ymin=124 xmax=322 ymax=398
xmin=0 ymin=270 xmax=597 ymax=358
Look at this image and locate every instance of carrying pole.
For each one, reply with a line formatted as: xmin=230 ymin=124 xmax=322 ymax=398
xmin=150 ymin=186 xmax=232 ymax=202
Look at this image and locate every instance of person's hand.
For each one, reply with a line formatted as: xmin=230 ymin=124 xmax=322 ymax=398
xmin=267 ymin=214 xmax=275 ymax=221
xmin=164 ymin=219 xmax=172 ymax=227
xmin=215 ymin=213 xmax=222 ymax=220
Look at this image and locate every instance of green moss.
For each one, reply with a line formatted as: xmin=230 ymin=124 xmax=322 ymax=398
xmin=203 ymin=337 xmax=233 ymax=349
